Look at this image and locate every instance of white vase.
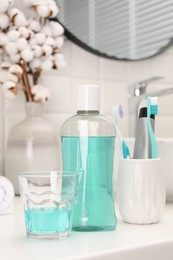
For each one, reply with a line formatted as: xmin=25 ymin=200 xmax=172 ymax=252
xmin=5 ymin=102 xmax=60 ymax=195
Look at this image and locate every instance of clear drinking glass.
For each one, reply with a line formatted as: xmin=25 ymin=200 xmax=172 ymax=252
xmin=18 ymin=171 xmax=79 ymax=239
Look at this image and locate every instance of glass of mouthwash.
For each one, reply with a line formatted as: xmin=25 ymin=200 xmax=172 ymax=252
xmin=18 ymin=171 xmax=79 ymax=239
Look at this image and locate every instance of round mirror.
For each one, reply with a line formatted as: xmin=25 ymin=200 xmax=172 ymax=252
xmin=55 ymin=0 xmax=173 ymax=61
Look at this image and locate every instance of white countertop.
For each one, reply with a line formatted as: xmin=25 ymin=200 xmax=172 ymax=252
xmin=1 ymin=198 xmax=173 ymax=260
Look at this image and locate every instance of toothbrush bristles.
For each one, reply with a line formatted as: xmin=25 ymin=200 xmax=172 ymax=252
xmin=118 ymin=105 xmax=124 ymax=118
xmin=151 ymin=105 xmax=158 ymax=115
xmin=150 ymin=97 xmax=158 ymax=105
xmin=150 ymin=97 xmax=158 ymax=115
xmin=112 ymin=105 xmax=124 ymax=120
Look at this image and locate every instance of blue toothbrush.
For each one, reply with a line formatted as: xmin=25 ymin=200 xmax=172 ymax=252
xmin=147 ymin=96 xmax=158 ymax=158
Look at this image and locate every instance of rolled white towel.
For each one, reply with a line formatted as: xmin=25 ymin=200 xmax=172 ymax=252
xmin=0 ymin=176 xmax=14 ymax=215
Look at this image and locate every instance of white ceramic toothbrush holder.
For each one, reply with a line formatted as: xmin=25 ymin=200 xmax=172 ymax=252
xmin=117 ymin=158 xmax=166 ymax=224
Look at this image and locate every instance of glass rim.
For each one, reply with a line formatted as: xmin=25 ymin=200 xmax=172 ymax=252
xmin=18 ymin=170 xmax=82 ymax=178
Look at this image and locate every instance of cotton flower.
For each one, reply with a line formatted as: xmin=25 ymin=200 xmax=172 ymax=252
xmin=31 ymin=84 xmax=51 ymax=102
xmin=45 ymin=37 xmax=55 ymax=47
xmin=7 ymin=73 xmax=18 ymax=84
xmin=9 ymin=8 xmax=19 ymax=19
xmin=10 ymin=9 xmax=28 ymax=28
xmin=7 ymin=30 xmax=21 ymax=42
xmin=5 ymin=42 xmax=18 ymax=55
xmin=49 ymin=5 xmax=59 ymax=17
xmin=0 ymin=33 xmax=8 ymax=46
xmin=50 ymin=21 xmax=64 ymax=37
xmin=47 ymin=55 xmax=54 ymax=62
xmin=29 ymin=38 xmax=37 ymax=47
xmin=0 ymin=14 xmax=10 ymax=30
xmin=22 ymin=0 xmax=32 ymax=7
xmin=42 ymin=45 xmax=52 ymax=56
xmin=28 ymin=19 xmax=41 ymax=33
xmin=16 ymin=38 xmax=28 ymax=51
xmin=34 ymin=33 xmax=46 ymax=45
xmin=0 ymin=0 xmax=64 ymax=102
xmin=29 ymin=58 xmax=41 ymax=72
xmin=55 ymin=36 xmax=64 ymax=49
xmin=41 ymin=58 xmax=53 ymax=71
xmin=2 ymin=81 xmax=18 ymax=99
xmin=21 ymin=48 xmax=34 ymax=62
xmin=44 ymin=0 xmax=57 ymax=6
xmin=33 ymin=45 xmax=43 ymax=57
xmin=0 ymin=0 xmax=13 ymax=13
xmin=0 ymin=68 xmax=21 ymax=85
xmin=14 ymin=13 xmax=28 ymax=27
xmin=9 ymin=64 xmax=23 ymax=75
xmin=34 ymin=5 xmax=50 ymax=18
xmin=54 ymin=53 xmax=66 ymax=69
xmin=30 ymin=0 xmax=40 ymax=4
xmin=9 ymin=64 xmax=23 ymax=81
xmin=1 ymin=61 xmax=12 ymax=70
xmin=41 ymin=24 xmax=52 ymax=37
xmin=18 ymin=26 xmax=31 ymax=39
xmin=10 ymin=53 xmax=21 ymax=63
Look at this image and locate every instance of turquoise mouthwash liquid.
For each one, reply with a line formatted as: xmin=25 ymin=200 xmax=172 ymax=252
xmin=61 ymin=136 xmax=116 ymax=231
xmin=25 ymin=207 xmax=72 ymax=235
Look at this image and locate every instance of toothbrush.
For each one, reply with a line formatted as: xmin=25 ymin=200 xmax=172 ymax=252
xmin=147 ymin=96 xmax=158 ymax=158
xmin=112 ymin=105 xmax=131 ymax=159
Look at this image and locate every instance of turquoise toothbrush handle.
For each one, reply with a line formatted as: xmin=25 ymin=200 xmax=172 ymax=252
xmin=147 ymin=98 xmax=158 ymax=158
xmin=122 ymin=140 xmax=130 ymax=159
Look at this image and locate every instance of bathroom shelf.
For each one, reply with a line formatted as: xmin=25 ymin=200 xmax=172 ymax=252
xmin=1 ymin=197 xmax=173 ymax=260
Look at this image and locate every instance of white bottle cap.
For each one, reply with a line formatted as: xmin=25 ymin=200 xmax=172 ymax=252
xmin=77 ymin=85 xmax=100 ymax=111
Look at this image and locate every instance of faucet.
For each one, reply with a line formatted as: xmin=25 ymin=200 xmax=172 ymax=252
xmin=128 ymin=76 xmax=173 ymax=137
xmin=131 ymin=77 xmax=164 ymax=97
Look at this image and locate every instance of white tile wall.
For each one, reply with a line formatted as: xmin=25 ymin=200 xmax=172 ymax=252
xmin=126 ymin=59 xmax=153 ymax=82
xmin=100 ymin=58 xmax=126 ymax=80
xmin=0 ymin=88 xmax=3 ymax=175
xmin=71 ymin=44 xmax=99 ymax=79
xmin=151 ymin=51 xmax=173 ymax=82
xmin=40 ymin=75 xmax=73 ymax=114
xmin=1 ymin=40 xmax=173 ymax=175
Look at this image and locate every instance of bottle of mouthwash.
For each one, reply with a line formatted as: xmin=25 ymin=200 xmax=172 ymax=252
xmin=61 ymin=85 xmax=117 ymax=231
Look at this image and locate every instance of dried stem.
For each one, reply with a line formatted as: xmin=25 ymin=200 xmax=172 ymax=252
xmin=20 ymin=60 xmax=33 ymax=102
xmin=33 ymin=71 xmax=41 ymax=85
xmin=21 ymin=75 xmax=29 ymax=102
